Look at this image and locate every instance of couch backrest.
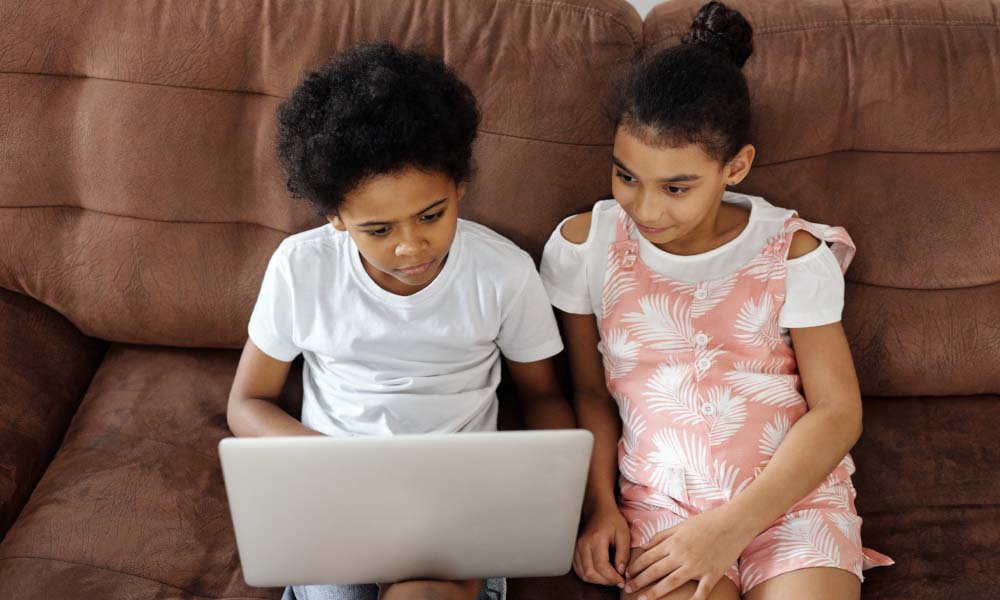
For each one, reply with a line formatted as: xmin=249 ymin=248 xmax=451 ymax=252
xmin=647 ymin=0 xmax=1000 ymax=397
xmin=0 ymin=0 xmax=641 ymax=348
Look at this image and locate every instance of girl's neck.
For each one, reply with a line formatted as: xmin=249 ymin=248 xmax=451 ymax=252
xmin=654 ymin=200 xmax=751 ymax=257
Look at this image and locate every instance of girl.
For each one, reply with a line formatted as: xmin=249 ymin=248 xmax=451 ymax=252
xmin=539 ymin=3 xmax=893 ymax=600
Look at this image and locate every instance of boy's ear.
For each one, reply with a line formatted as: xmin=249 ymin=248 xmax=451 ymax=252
xmin=725 ymin=144 xmax=756 ymax=186
xmin=328 ymin=213 xmax=347 ymax=231
xmin=456 ymin=181 xmax=467 ymax=202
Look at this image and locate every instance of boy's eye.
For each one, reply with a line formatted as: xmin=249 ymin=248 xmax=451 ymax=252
xmin=665 ymin=185 xmax=687 ymax=195
xmin=420 ymin=210 xmax=445 ymax=222
xmin=615 ymin=170 xmax=636 ymax=184
xmin=367 ymin=227 xmax=391 ymax=237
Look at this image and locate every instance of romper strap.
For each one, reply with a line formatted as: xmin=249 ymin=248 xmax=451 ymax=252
xmin=782 ymin=217 xmax=857 ymax=274
xmin=615 ymin=205 xmax=637 ymax=242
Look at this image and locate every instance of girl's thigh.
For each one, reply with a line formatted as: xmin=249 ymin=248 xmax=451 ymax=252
xmin=743 ymin=567 xmax=860 ymax=600
xmin=620 ymin=547 xmax=740 ymax=600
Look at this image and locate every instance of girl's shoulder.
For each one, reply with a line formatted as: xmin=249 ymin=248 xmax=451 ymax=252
xmin=552 ymin=199 xmax=620 ymax=247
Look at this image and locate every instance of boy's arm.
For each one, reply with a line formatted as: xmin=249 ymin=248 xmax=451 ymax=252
xmin=505 ymin=357 xmax=576 ymax=430
xmin=227 ymin=339 xmax=321 ymax=437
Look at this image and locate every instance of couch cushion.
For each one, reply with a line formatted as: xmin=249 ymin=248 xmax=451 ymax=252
xmin=0 ymin=287 xmax=106 ymax=537
xmin=0 ymin=345 xmax=288 ymax=599
xmin=0 ymin=0 xmax=641 ymax=348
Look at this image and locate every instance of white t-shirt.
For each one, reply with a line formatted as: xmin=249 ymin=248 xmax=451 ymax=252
xmin=539 ymin=193 xmax=847 ymax=331
xmin=249 ymin=219 xmax=564 ymax=437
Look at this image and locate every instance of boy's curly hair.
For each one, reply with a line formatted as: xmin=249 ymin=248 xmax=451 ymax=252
xmin=276 ymin=42 xmax=481 ymax=215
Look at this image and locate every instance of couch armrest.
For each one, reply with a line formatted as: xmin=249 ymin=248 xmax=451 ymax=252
xmin=0 ymin=287 xmax=106 ymax=537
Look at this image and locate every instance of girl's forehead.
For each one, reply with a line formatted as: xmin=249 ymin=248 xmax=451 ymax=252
xmin=613 ymin=130 xmax=718 ymax=176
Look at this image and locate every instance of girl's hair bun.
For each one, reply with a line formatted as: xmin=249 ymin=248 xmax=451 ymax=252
xmin=681 ymin=2 xmax=754 ymax=68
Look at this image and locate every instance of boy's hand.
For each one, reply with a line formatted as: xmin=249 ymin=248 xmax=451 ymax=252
xmin=573 ymin=505 xmax=631 ymax=588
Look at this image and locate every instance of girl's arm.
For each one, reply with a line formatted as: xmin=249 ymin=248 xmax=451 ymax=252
xmin=227 ymin=339 xmax=321 ymax=437
xmin=562 ymin=310 xmax=631 ymax=588
xmin=505 ymin=357 xmax=576 ymax=430
xmin=716 ymin=319 xmax=863 ymax=538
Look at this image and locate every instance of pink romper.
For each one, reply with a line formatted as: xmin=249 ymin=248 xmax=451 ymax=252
xmin=599 ymin=208 xmax=893 ymax=593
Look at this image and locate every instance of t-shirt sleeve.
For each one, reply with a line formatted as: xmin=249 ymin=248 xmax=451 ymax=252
xmin=779 ymin=242 xmax=847 ymax=329
xmin=496 ymin=258 xmax=565 ymax=363
xmin=247 ymin=248 xmax=301 ymax=362
xmin=539 ymin=216 xmax=594 ymax=315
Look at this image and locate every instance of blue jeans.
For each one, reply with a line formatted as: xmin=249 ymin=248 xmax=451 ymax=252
xmin=282 ymin=578 xmax=507 ymax=600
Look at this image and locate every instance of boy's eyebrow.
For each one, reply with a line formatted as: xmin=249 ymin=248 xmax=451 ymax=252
xmin=357 ymin=198 xmax=448 ymax=227
xmin=612 ymin=155 xmax=701 ymax=183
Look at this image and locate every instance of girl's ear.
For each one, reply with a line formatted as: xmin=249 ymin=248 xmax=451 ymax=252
xmin=725 ymin=144 xmax=756 ymax=186
xmin=328 ymin=213 xmax=347 ymax=231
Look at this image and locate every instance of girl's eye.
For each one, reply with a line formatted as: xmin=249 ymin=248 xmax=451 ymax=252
xmin=615 ymin=170 xmax=636 ymax=184
xmin=420 ymin=210 xmax=445 ymax=223
xmin=367 ymin=227 xmax=391 ymax=237
xmin=665 ymin=185 xmax=687 ymax=195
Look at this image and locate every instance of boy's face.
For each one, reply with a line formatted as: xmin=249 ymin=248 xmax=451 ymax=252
xmin=329 ymin=168 xmax=464 ymax=296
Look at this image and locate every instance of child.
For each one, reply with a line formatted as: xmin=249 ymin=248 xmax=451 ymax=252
xmin=539 ymin=3 xmax=893 ymax=599
xmin=227 ymin=42 xmax=575 ymax=600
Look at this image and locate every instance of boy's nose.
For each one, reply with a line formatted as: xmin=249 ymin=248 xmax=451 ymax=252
xmin=395 ymin=231 xmax=428 ymax=257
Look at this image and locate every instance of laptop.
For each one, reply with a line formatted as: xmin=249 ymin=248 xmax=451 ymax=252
xmin=219 ymin=429 xmax=593 ymax=586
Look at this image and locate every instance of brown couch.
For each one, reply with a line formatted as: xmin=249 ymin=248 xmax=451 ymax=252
xmin=1 ymin=0 xmax=998 ymax=598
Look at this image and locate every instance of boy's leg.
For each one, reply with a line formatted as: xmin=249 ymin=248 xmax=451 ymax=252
xmin=743 ymin=567 xmax=860 ymax=600
xmin=378 ymin=578 xmax=482 ymax=600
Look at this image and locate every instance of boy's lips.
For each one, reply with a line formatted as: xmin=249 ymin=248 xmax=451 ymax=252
xmin=397 ymin=260 xmax=434 ymax=276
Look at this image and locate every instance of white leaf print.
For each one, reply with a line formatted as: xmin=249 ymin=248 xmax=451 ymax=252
xmin=618 ymin=395 xmax=647 ymax=482
xmin=603 ymin=328 xmax=640 ymax=380
xmin=643 ymin=490 xmax=690 ymax=516
xmin=723 ymin=362 xmax=802 ymax=408
xmin=814 ymin=479 xmax=851 ymax=510
xmin=740 ymin=562 xmax=767 ymax=592
xmin=650 ymin=430 xmax=726 ymax=503
xmin=744 ymin=252 xmax=776 ymax=281
xmin=772 ymin=510 xmax=841 ymax=566
xmin=826 ymin=512 xmax=862 ymax=547
xmin=670 ymin=273 xmax=739 ymax=317
xmin=714 ymin=458 xmax=752 ymax=501
xmin=603 ymin=257 xmax=638 ymax=314
xmin=758 ymin=413 xmax=791 ymax=462
xmin=734 ymin=294 xmax=783 ymax=349
xmin=622 ymin=294 xmax=694 ymax=352
xmin=637 ymin=513 xmax=681 ymax=547
xmin=693 ymin=344 xmax=726 ymax=380
xmin=705 ymin=386 xmax=748 ymax=446
xmin=644 ymin=362 xmax=702 ymax=426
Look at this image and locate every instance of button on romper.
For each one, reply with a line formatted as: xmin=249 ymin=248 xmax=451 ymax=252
xmin=599 ymin=208 xmax=893 ymax=593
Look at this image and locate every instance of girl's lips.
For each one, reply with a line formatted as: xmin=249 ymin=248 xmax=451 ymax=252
xmin=635 ymin=222 xmax=672 ymax=235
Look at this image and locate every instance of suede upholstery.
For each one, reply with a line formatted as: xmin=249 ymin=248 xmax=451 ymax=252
xmin=1 ymin=0 xmax=998 ymax=598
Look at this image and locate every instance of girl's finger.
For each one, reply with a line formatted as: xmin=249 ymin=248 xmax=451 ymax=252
xmin=641 ymin=525 xmax=677 ymax=551
xmin=646 ymin=566 xmax=689 ymax=600
xmin=689 ymin=576 xmax=714 ymax=600
xmin=626 ymin=540 xmax=669 ymax=579
xmin=626 ymin=555 xmax=678 ymax=593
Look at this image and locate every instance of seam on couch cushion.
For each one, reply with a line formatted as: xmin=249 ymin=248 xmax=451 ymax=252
xmin=0 ymin=555 xmax=274 ymax=600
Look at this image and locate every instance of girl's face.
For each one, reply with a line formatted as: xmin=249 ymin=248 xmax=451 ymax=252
xmin=329 ymin=167 xmax=463 ymax=296
xmin=611 ymin=127 xmax=754 ymax=252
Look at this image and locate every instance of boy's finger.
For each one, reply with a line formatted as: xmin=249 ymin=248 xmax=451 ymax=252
xmin=614 ymin=526 xmax=631 ymax=574
xmin=590 ymin=540 xmax=624 ymax=585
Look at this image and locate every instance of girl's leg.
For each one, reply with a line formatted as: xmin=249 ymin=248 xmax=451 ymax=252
xmin=378 ymin=578 xmax=482 ymax=600
xmin=743 ymin=567 xmax=860 ymax=600
xmin=620 ymin=547 xmax=740 ymax=600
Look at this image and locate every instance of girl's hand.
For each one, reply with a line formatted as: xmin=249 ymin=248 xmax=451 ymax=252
xmin=573 ymin=505 xmax=631 ymax=588
xmin=624 ymin=508 xmax=752 ymax=600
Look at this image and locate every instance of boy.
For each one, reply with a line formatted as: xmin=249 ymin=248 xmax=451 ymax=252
xmin=227 ymin=42 xmax=575 ymax=600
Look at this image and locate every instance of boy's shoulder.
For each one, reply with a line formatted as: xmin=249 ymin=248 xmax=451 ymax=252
xmin=457 ymin=219 xmax=534 ymax=269
xmin=272 ymin=224 xmax=343 ymax=263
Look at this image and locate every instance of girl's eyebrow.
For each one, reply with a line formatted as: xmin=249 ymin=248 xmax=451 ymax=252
xmin=357 ymin=198 xmax=448 ymax=227
xmin=612 ymin=155 xmax=701 ymax=184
